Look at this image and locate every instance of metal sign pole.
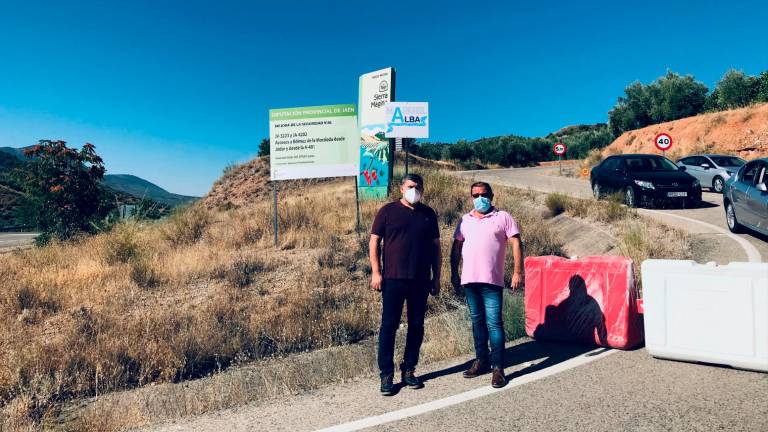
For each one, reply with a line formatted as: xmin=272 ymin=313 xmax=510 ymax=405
xmin=272 ymin=180 xmax=278 ymax=247
xmin=404 ymin=139 xmax=409 ymax=175
xmin=354 ymin=176 xmax=361 ymax=234
xmin=559 ymin=155 xmax=562 ymax=176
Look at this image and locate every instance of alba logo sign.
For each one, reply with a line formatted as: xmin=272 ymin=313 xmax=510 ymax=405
xmin=384 ymin=102 xmax=429 ymax=138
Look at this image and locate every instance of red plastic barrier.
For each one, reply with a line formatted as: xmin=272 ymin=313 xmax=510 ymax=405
xmin=524 ymin=256 xmax=643 ymax=350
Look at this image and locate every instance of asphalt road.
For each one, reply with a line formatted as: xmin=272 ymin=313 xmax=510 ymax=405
xmin=0 ymin=232 xmax=36 ymax=251
xmin=455 ymin=167 xmax=768 ymax=264
xmin=146 ymin=340 xmax=768 ymax=432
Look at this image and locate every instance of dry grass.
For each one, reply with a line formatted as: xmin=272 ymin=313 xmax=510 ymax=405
xmin=0 ymin=168 xmax=556 ymax=431
xmin=665 ymin=138 xmax=720 ymax=162
xmin=543 ymin=192 xmax=692 ymax=283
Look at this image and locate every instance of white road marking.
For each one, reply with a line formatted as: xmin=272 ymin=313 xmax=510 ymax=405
xmin=639 ymin=209 xmax=762 ymax=263
xmin=313 ymin=348 xmax=617 ymax=432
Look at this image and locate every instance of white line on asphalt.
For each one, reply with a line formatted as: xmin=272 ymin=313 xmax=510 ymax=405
xmin=313 ymin=348 xmax=617 ymax=432
xmin=639 ymin=209 xmax=762 ymax=263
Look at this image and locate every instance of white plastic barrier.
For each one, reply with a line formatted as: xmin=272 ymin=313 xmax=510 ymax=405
xmin=641 ymin=260 xmax=768 ymax=372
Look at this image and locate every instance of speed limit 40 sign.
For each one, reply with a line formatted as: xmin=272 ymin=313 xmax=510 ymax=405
xmin=654 ymin=133 xmax=673 ymax=152
xmin=553 ymin=142 xmax=567 ymax=156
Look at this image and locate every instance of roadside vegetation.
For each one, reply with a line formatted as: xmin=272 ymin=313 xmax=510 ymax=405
xmin=0 ymin=167 xmax=563 ymax=431
xmin=2 ymin=140 xmax=175 ymax=239
xmin=609 ymin=69 xmax=768 ymax=136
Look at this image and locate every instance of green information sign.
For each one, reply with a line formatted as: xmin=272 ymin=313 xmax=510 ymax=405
xmin=268 ymin=104 xmax=359 ymax=181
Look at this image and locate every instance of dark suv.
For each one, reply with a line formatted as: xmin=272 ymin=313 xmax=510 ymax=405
xmin=591 ymin=154 xmax=702 ymax=208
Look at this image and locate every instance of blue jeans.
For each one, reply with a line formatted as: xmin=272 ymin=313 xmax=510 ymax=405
xmin=464 ymin=283 xmax=505 ymax=368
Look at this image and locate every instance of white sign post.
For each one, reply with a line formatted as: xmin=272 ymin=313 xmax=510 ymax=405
xmin=268 ymin=104 xmax=359 ymax=243
xmin=553 ymin=142 xmax=567 ymax=175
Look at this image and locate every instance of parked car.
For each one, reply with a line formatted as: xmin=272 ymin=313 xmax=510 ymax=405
xmin=676 ymin=154 xmax=746 ymax=193
xmin=591 ymin=154 xmax=702 ymax=208
xmin=723 ymin=158 xmax=768 ymax=235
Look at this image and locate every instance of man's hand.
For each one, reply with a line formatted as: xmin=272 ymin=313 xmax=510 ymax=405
xmin=430 ymin=277 xmax=440 ymax=296
xmin=371 ymin=272 xmax=383 ymax=292
xmin=510 ymin=272 xmax=522 ymax=291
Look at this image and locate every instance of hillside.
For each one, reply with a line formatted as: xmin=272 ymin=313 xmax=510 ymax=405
xmin=202 ymin=156 xmax=343 ymax=209
xmin=102 ymin=174 xmax=198 ymax=206
xmin=201 ymin=153 xmax=462 ymax=209
xmin=0 ymin=146 xmax=29 ymax=160
xmin=604 ymin=103 xmax=768 ymax=160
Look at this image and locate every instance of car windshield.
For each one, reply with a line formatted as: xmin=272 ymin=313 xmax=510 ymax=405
xmin=624 ymin=156 xmax=679 ymax=172
xmin=709 ymin=156 xmax=745 ymax=168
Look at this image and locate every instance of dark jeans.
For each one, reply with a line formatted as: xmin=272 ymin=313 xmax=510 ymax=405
xmin=464 ymin=283 xmax=505 ymax=368
xmin=377 ymin=279 xmax=430 ymax=378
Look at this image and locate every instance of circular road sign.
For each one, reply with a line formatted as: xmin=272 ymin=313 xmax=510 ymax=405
xmin=654 ymin=133 xmax=673 ymax=151
xmin=553 ymin=142 xmax=567 ymax=156
xmin=581 ymin=167 xmax=590 ymax=177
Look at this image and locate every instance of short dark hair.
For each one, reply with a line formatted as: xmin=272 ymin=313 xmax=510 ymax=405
xmin=402 ymin=173 xmax=424 ymax=188
xmin=470 ymin=181 xmax=493 ymax=196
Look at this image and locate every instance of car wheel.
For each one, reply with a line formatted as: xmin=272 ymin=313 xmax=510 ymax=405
xmin=712 ymin=176 xmax=725 ymax=193
xmin=624 ymin=187 xmax=637 ymax=208
xmin=592 ymin=182 xmax=602 ymax=200
xmin=725 ymin=202 xmax=742 ymax=233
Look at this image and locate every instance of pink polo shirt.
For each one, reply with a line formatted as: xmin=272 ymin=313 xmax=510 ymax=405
xmin=453 ymin=209 xmax=520 ymax=288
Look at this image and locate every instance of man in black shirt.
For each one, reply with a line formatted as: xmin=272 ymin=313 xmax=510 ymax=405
xmin=369 ymin=173 xmax=441 ymax=396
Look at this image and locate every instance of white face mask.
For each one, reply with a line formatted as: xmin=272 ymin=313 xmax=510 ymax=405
xmin=404 ymin=188 xmax=422 ymax=204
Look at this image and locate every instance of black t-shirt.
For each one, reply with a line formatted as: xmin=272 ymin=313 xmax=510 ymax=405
xmin=371 ymin=200 xmax=440 ymax=280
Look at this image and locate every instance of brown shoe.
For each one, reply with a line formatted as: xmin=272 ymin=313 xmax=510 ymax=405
xmin=463 ymin=359 xmax=490 ymax=378
xmin=491 ymin=367 xmax=507 ymax=388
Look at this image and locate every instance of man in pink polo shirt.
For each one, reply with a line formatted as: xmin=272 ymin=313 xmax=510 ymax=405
xmin=450 ymin=181 xmax=522 ymax=388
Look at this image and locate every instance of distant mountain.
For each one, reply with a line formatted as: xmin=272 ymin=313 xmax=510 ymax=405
xmin=0 ymin=146 xmax=29 ymax=161
xmin=102 ymin=174 xmax=197 ymax=206
xmin=0 ymin=146 xmax=197 ymax=208
xmin=547 ymin=123 xmax=608 ymax=139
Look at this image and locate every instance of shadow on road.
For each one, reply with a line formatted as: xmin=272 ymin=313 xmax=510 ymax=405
xmin=419 ymin=340 xmax=596 ymax=385
xmin=650 ymin=200 xmax=719 ymax=210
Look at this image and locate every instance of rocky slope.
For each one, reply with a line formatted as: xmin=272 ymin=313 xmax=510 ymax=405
xmin=604 ymin=103 xmax=768 ymax=160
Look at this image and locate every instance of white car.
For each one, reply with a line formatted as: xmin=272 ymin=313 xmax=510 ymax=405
xmin=676 ymin=154 xmax=746 ymax=193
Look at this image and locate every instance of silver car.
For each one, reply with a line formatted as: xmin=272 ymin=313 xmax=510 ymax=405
xmin=676 ymin=154 xmax=746 ymax=193
xmin=723 ymin=158 xmax=768 ymax=236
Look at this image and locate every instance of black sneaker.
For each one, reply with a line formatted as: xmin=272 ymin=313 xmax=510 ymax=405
xmin=380 ymin=374 xmax=395 ymax=396
xmin=401 ymin=370 xmax=423 ymax=389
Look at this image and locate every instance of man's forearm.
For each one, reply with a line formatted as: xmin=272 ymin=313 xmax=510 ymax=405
xmin=369 ymin=238 xmax=381 ymax=274
xmin=450 ymin=242 xmax=461 ymax=277
xmin=512 ymin=241 xmax=522 ymax=274
xmin=433 ymin=247 xmax=442 ymax=280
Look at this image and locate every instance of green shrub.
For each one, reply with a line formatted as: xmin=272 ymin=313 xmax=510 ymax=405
xmin=545 ymin=193 xmax=569 ymax=216
xmin=101 ymin=222 xmax=142 ymax=264
xmin=162 ymin=205 xmax=211 ymax=246
xmin=503 ymin=292 xmax=526 ymax=340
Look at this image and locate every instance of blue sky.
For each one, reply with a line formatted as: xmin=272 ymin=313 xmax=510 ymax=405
xmin=0 ymin=1 xmax=766 ymax=196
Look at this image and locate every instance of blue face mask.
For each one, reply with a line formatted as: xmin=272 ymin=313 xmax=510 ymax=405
xmin=473 ymin=196 xmax=492 ymax=213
